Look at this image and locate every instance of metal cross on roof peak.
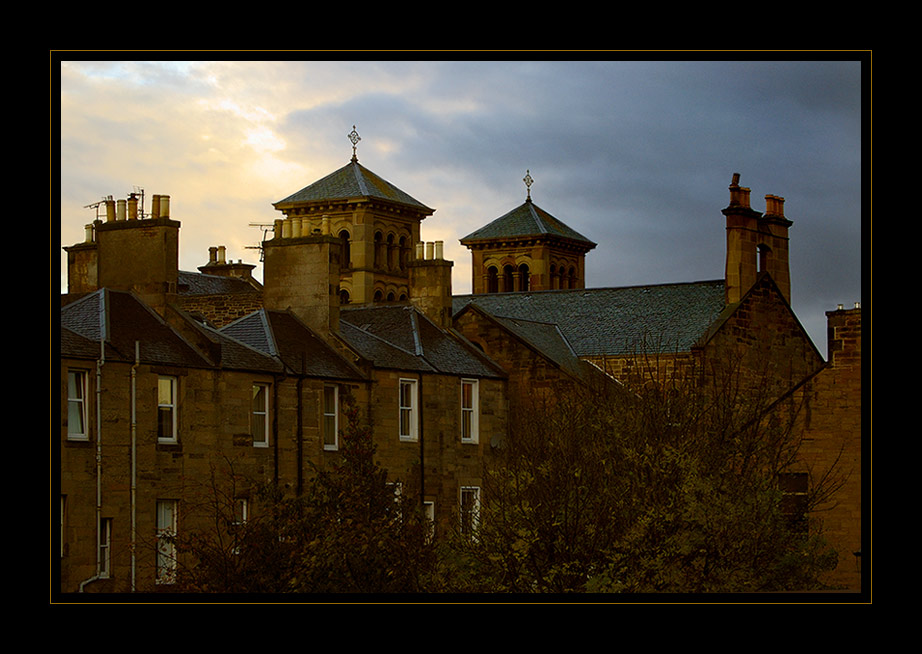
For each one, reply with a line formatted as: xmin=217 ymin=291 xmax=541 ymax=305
xmin=523 ymin=170 xmax=534 ymax=201
xmin=348 ymin=125 xmax=361 ymax=162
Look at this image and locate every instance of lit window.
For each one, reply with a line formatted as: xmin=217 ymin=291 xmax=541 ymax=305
xmin=399 ymin=379 xmax=418 ymax=441
xmin=156 ymin=500 xmax=178 ymax=584
xmin=251 ymin=383 xmax=269 ymax=447
xmin=99 ymin=518 xmax=112 ymax=578
xmin=461 ymin=379 xmax=479 ymax=443
xmin=323 ymin=385 xmax=339 ymax=450
xmin=460 ymin=486 xmax=480 ymax=537
xmin=157 ymin=376 xmax=178 ymax=443
xmin=67 ymin=370 xmax=88 ymax=440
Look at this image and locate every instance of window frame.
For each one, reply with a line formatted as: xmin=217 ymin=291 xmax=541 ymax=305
xmin=67 ymin=369 xmax=89 ymax=441
xmin=155 ymin=500 xmax=178 ymax=585
xmin=99 ymin=518 xmax=112 ymax=579
xmin=323 ymin=384 xmax=340 ymax=451
xmin=459 ymin=486 xmax=481 ymax=538
xmin=251 ymin=382 xmax=270 ymax=448
xmin=398 ymin=378 xmax=418 ymax=442
xmin=157 ymin=376 xmax=178 ymax=443
xmin=461 ymin=378 xmax=479 ymax=444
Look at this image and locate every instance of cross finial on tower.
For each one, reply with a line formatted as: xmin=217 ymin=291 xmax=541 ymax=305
xmin=523 ymin=169 xmax=534 ymax=201
xmin=348 ymin=125 xmax=361 ymax=162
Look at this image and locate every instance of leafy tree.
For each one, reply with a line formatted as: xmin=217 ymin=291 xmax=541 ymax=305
xmin=448 ymin=354 xmax=840 ymax=594
xmin=173 ymin=393 xmax=438 ymax=594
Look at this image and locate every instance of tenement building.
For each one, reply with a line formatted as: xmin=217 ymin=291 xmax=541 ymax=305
xmin=59 ymin=139 xmax=862 ymax=593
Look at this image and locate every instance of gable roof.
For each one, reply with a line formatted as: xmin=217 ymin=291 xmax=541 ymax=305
xmin=220 ymin=309 xmax=366 ymax=381
xmin=273 ymin=159 xmax=434 ymax=214
xmin=452 ymin=280 xmax=727 ymax=357
xmin=460 ymin=198 xmax=596 ymax=248
xmin=339 ymin=304 xmax=505 ymax=378
xmin=61 ymin=289 xmax=214 ymax=368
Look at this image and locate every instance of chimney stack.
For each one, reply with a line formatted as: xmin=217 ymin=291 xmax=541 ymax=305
xmin=94 ymin=191 xmax=179 ymax=316
xmin=262 ymin=229 xmax=342 ymax=336
xmin=409 ymin=241 xmax=453 ymax=329
xmin=722 ymin=173 xmax=793 ymax=305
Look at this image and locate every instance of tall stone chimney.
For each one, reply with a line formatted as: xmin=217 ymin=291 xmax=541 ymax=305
xmin=722 ymin=173 xmax=793 ymax=305
xmin=262 ymin=218 xmax=342 ymax=336
xmin=90 ymin=193 xmax=179 ymax=315
xmin=409 ymin=240 xmax=454 ymax=329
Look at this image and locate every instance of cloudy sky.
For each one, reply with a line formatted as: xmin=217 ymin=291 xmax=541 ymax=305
xmin=58 ymin=56 xmax=865 ymax=355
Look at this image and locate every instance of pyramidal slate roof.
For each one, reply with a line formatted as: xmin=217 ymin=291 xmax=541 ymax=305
xmin=460 ymin=198 xmax=596 ymax=248
xmin=452 ymin=280 xmax=727 ymax=357
xmin=273 ymin=158 xmax=434 ymax=214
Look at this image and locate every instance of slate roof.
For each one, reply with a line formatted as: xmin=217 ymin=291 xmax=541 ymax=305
xmin=273 ymin=159 xmax=434 ymax=214
xmin=220 ymin=309 xmax=365 ymax=381
xmin=460 ymin=198 xmax=596 ymax=248
xmin=61 ymin=289 xmax=213 ymax=368
xmin=452 ymin=280 xmax=727 ymax=357
xmin=178 ymin=270 xmax=260 ymax=296
xmin=339 ymin=304 xmax=505 ymax=378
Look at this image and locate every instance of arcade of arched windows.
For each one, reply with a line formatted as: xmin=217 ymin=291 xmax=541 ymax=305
xmin=549 ymin=262 xmax=579 ymax=290
xmin=484 ymin=259 xmax=531 ymax=293
xmin=373 ymin=229 xmax=412 ymax=273
xmin=372 ymin=284 xmax=409 ymax=304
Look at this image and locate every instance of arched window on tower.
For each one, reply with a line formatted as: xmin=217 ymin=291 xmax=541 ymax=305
xmin=518 ymin=263 xmax=530 ymax=291
xmin=550 ymin=264 xmax=558 ymax=290
xmin=399 ymin=236 xmax=409 ymax=270
xmin=374 ymin=232 xmax=384 ymax=269
xmin=339 ymin=230 xmax=351 ymax=269
xmin=386 ymin=234 xmax=396 ymax=271
xmin=486 ymin=266 xmax=499 ymax=294
xmin=339 ymin=289 xmax=350 ymax=305
xmin=568 ymin=266 xmax=577 ymax=289
xmin=503 ymin=265 xmax=515 ymax=293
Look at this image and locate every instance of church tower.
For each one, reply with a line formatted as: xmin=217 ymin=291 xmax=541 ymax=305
xmin=460 ymin=171 xmax=596 ymax=294
xmin=271 ymin=127 xmax=435 ymax=306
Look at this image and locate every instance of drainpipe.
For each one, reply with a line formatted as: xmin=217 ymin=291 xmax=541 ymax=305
xmin=273 ymin=376 xmax=280 ymax=484
xmin=130 ymin=341 xmax=139 ymax=591
xmin=418 ymin=375 xmax=425 ymax=510
xmin=79 ymin=299 xmax=106 ymax=592
xmin=297 ymin=354 xmax=305 ymax=497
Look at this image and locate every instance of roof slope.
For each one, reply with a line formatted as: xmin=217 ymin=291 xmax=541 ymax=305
xmin=453 ymin=280 xmax=727 ymax=357
xmin=340 ymin=304 xmax=505 ymax=378
xmin=61 ymin=289 xmax=213 ymax=367
xmin=220 ymin=309 xmax=366 ymax=381
xmin=273 ymin=159 xmax=433 ymax=213
xmin=460 ymin=198 xmax=595 ymax=248
xmin=178 ymin=270 xmax=261 ymax=296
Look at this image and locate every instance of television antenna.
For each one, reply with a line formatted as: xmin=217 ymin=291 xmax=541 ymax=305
xmin=246 ymin=222 xmax=274 ymax=262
